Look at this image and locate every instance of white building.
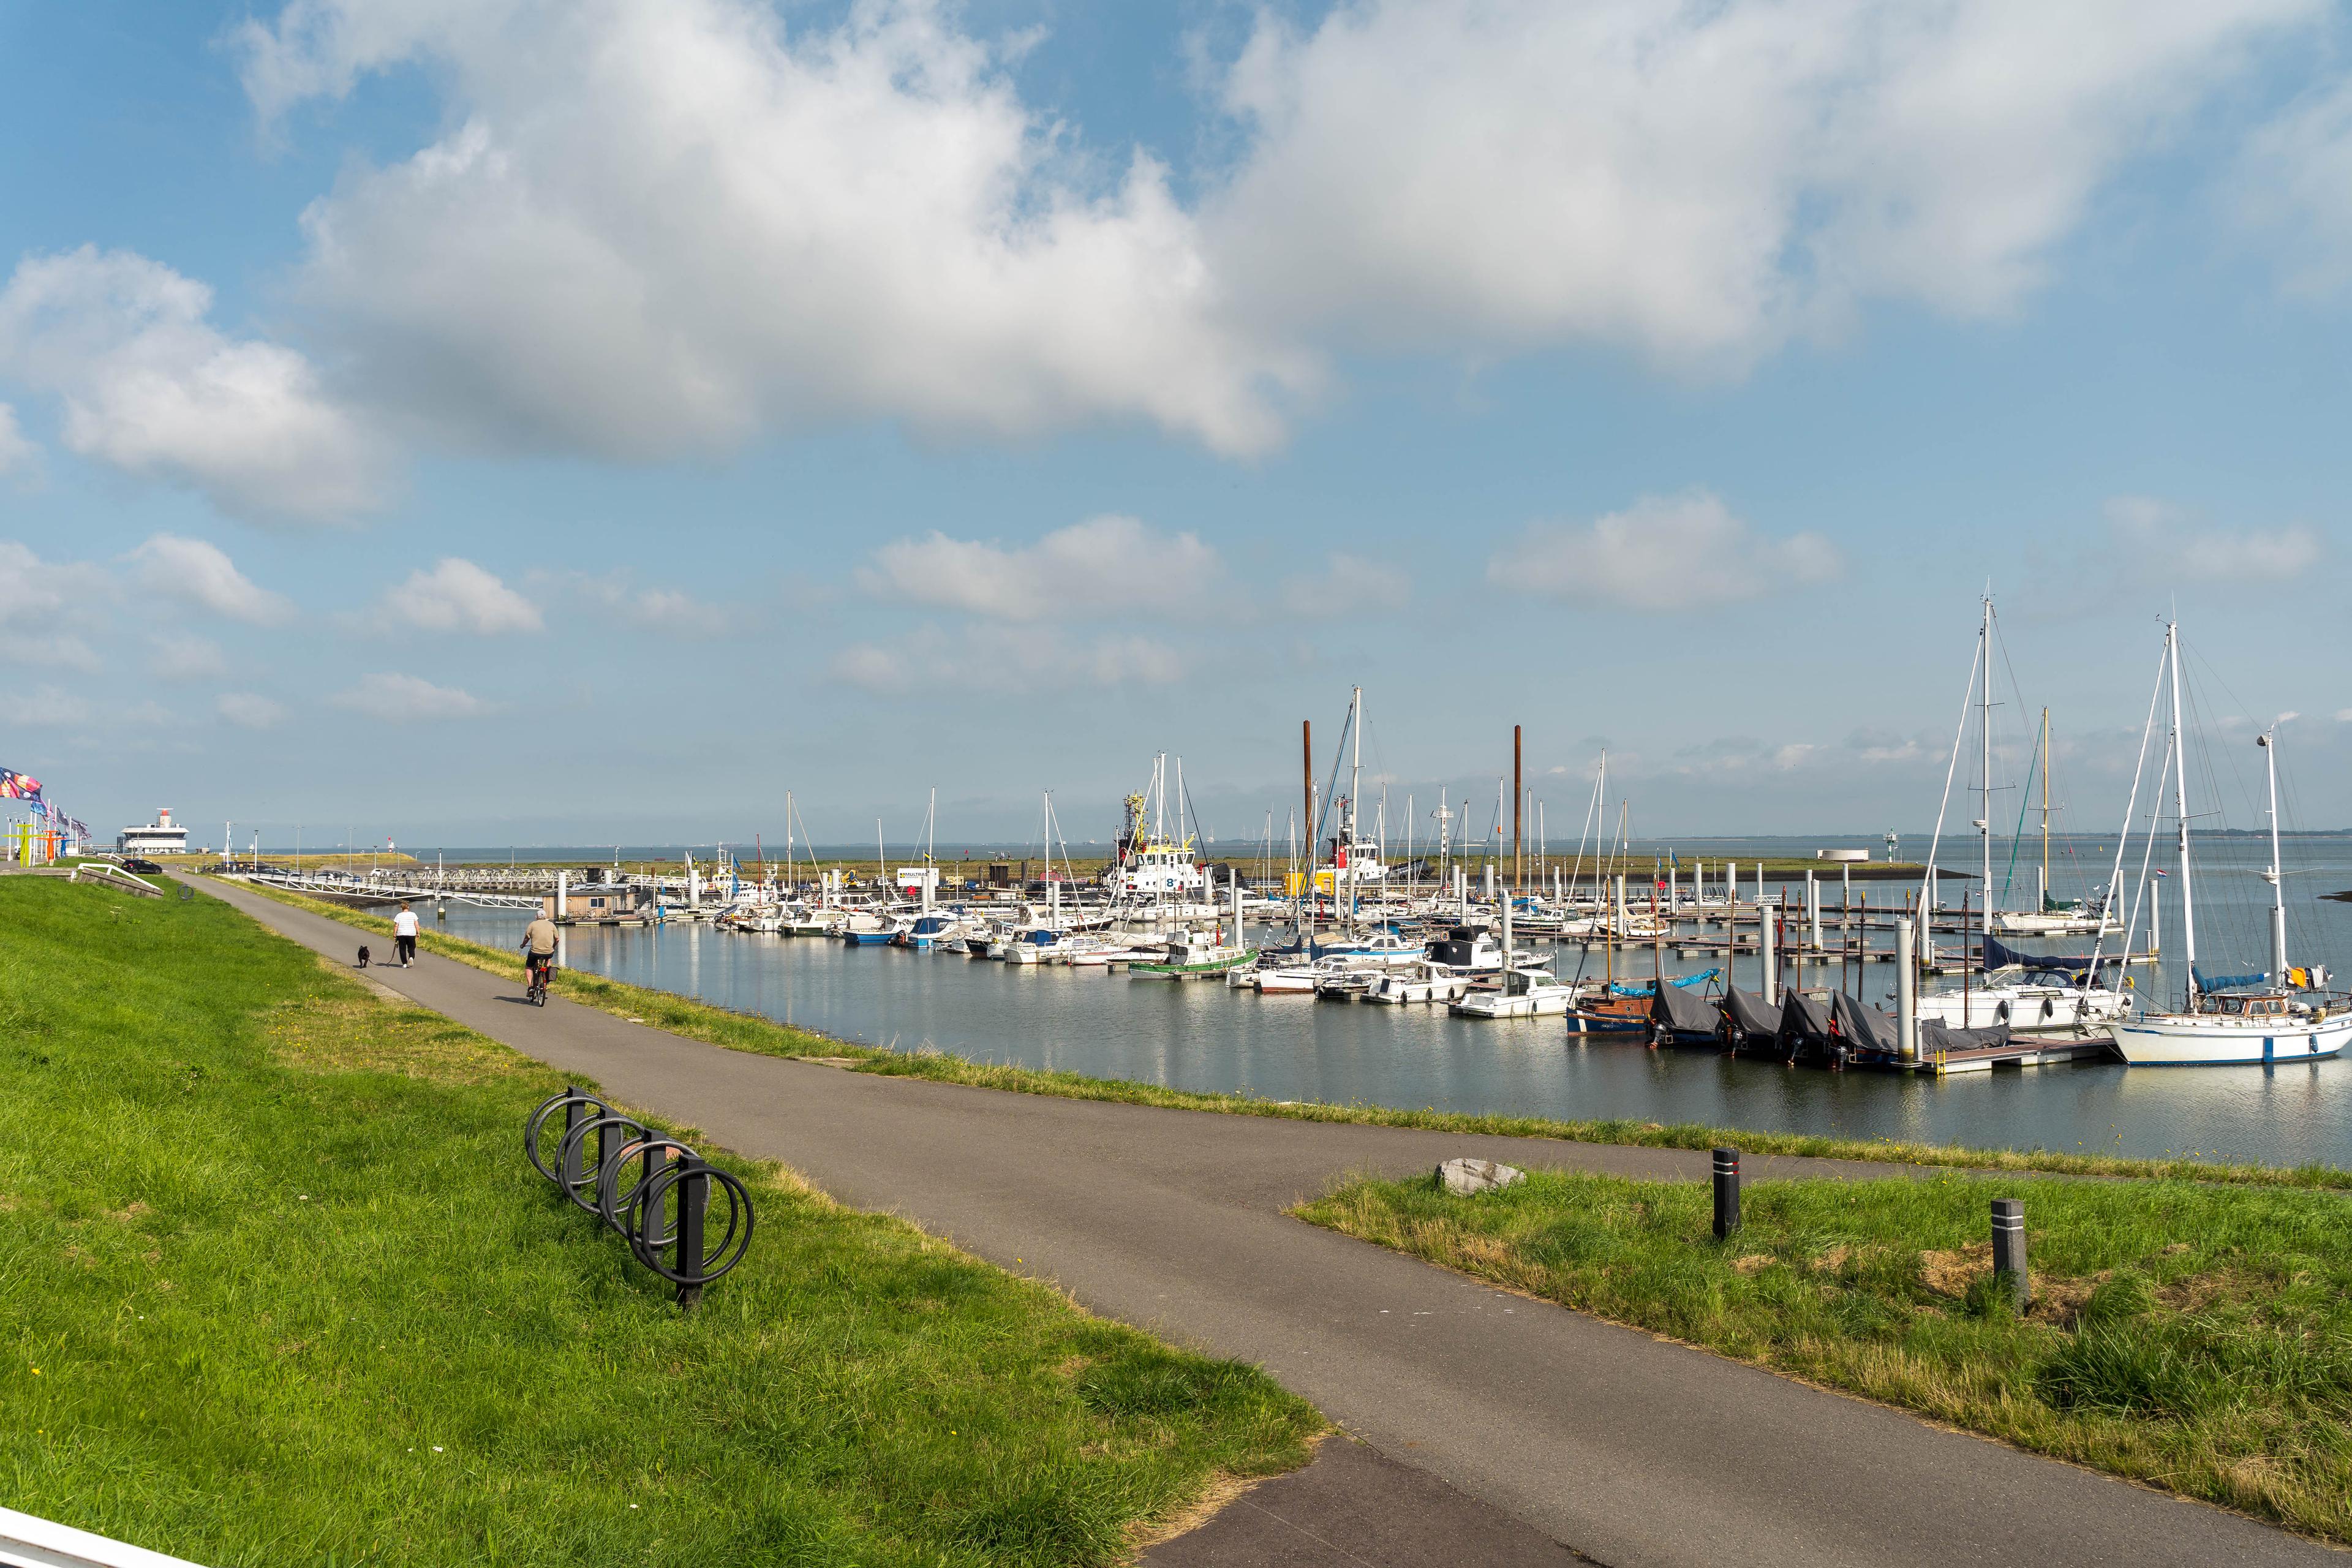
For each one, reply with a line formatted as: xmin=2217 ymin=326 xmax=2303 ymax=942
xmin=118 ymin=808 xmax=189 ymax=857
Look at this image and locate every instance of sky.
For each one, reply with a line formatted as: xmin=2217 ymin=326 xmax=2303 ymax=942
xmin=2 ymin=0 xmax=2350 ymax=854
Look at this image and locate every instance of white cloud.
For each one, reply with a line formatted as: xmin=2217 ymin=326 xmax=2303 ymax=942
xmin=0 ymin=540 xmax=110 ymax=670
xmin=551 ymin=570 xmax=729 ymax=636
xmin=13 ymin=685 xmax=88 ymax=727
xmin=129 ymin=534 xmax=295 ymax=625
xmin=2238 ymin=74 xmax=2352 ymax=296
xmin=376 ymin=557 xmax=541 ymax=634
xmin=2337 ymin=708 xmax=2352 ymax=722
xmin=830 ymin=621 xmax=1182 ymax=693
xmin=216 ymin=692 xmax=289 ymax=729
xmin=858 ymin=514 xmax=1221 ymax=621
xmin=2105 ymin=496 xmax=2325 ymax=582
xmin=1210 ymin=0 xmax=2318 ymax=369
xmin=150 ymin=632 xmax=230 ymax=682
xmin=0 ymin=247 xmax=383 ymax=522
xmin=331 ymin=671 xmax=491 ymax=721
xmin=238 ymin=0 xmax=1306 ymax=459
xmin=1491 ymin=491 xmax=1839 ymax=609
xmin=0 ymin=404 xmax=34 ymax=477
xmin=1283 ymin=552 xmax=1409 ymax=618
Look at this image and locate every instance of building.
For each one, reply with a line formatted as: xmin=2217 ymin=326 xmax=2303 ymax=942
xmin=118 ymin=808 xmax=189 ymax=858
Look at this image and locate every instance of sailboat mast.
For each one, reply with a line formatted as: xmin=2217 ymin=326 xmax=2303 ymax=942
xmin=2261 ymin=728 xmax=2287 ymax=984
xmin=2167 ymin=622 xmax=2196 ymax=1007
xmin=2040 ymin=706 xmax=2051 ymax=910
xmin=1349 ymin=686 xmax=1362 ymax=922
xmin=1980 ymin=594 xmax=1992 ymax=916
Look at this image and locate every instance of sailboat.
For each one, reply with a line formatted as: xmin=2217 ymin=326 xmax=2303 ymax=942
xmin=1989 ymin=707 xmax=2116 ymax=937
xmin=2106 ymin=623 xmax=2348 ymax=1066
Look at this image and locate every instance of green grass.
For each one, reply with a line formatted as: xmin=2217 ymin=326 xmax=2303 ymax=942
xmin=236 ymin=880 xmax=2352 ymax=1191
xmin=1297 ymin=1168 xmax=2352 ymax=1540
xmin=0 ymin=877 xmax=1319 ymax=1566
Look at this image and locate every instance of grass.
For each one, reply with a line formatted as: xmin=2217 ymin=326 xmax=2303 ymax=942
xmin=235 ymin=880 xmax=2352 ymax=1192
xmin=0 ymin=876 xmax=1320 ymax=1566
xmin=1297 ymin=1167 xmax=2352 ymax=1541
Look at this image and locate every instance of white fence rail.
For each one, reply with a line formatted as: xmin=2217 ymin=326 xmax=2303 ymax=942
xmin=0 ymin=1506 xmax=207 ymax=1568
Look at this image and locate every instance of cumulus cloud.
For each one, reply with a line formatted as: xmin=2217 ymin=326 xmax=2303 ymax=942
xmin=1210 ymin=0 xmax=2318 ymax=369
xmin=2105 ymin=496 xmax=2325 ymax=582
xmin=150 ymin=632 xmax=230 ymax=682
xmin=237 ymin=0 xmax=1306 ymax=459
xmin=1491 ymin=491 xmax=1839 ymax=609
xmin=2238 ymin=74 xmax=2352 ymax=296
xmin=0 ymin=404 xmax=34 ymax=477
xmin=1283 ymin=552 xmax=1410 ymax=618
xmin=0 ymin=540 xmax=110 ymax=670
xmin=547 ymin=570 xmax=729 ymax=636
xmin=129 ymin=534 xmax=295 ymax=625
xmin=858 ymin=514 xmax=1221 ymax=621
xmin=829 ymin=622 xmax=1182 ymax=693
xmin=375 ymin=557 xmax=542 ymax=634
xmin=331 ymin=671 xmax=491 ymax=721
xmin=216 ymin=691 xmax=289 ymax=728
xmin=0 ymin=247 xmax=383 ymax=522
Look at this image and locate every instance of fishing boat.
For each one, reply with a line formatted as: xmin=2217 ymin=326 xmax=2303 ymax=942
xmin=1129 ymin=930 xmax=1257 ymax=979
xmin=2106 ymin=626 xmax=2349 ymax=1065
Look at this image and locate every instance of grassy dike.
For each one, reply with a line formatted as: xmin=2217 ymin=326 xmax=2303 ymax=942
xmin=0 ymin=878 xmax=1319 ymax=1567
xmin=237 ymin=880 xmax=2352 ymax=1191
xmin=1297 ymin=1169 xmax=2352 ymax=1540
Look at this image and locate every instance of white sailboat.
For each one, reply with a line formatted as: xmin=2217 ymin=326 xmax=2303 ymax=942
xmin=2107 ymin=623 xmax=2348 ymax=1066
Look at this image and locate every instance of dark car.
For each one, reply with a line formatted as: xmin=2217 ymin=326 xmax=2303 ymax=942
xmin=119 ymin=858 xmax=164 ymax=873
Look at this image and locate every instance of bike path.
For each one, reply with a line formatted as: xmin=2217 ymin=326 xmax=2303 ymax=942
xmin=203 ymin=881 xmax=2332 ymax=1568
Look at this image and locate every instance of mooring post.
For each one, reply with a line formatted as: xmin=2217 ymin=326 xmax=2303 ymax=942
xmin=1991 ymin=1199 xmax=2028 ymax=1311
xmin=1806 ymin=869 xmax=1820 ymax=951
xmin=1713 ymin=1148 xmax=1741 ymax=1240
xmin=1760 ymin=904 xmax=1779 ymax=1005
xmin=1896 ymin=916 xmax=1918 ymax=1061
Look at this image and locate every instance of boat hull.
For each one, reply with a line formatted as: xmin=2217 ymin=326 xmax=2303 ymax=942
xmin=2107 ymin=1013 xmax=2352 ymax=1066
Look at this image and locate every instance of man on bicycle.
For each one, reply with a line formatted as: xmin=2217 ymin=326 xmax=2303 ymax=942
xmin=521 ymin=911 xmax=560 ymax=991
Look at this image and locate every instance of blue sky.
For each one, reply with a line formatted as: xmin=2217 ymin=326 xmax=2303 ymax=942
xmin=3 ymin=0 xmax=2350 ymax=852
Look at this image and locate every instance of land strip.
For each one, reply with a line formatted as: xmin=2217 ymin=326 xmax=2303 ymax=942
xmin=198 ymin=875 xmax=2337 ymax=1567
xmin=236 ymin=876 xmax=2352 ymax=1190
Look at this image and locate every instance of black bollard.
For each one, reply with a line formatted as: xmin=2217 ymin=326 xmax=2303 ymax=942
xmin=675 ymin=1159 xmax=708 ymax=1313
xmin=1712 ymin=1147 xmax=1741 ymax=1240
xmin=1991 ymin=1198 xmax=2029 ymax=1312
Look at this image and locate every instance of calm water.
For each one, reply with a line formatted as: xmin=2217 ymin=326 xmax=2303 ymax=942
xmin=440 ymin=834 xmax=2352 ymax=1170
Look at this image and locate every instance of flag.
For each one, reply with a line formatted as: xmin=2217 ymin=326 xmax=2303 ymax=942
xmin=0 ymin=768 xmax=40 ymax=801
xmin=2153 ymin=869 xmax=2168 ymax=879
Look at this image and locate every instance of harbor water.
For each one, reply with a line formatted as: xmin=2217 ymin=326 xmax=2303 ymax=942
xmin=439 ymin=834 xmax=2352 ymax=1170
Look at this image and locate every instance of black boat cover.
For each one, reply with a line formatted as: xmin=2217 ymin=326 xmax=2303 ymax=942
xmin=1829 ymin=992 xmax=1900 ymax=1054
xmin=1651 ymin=976 xmax=1721 ymax=1035
xmin=1918 ymin=1019 xmax=2011 ymax=1053
xmin=1777 ymin=990 xmax=1833 ymax=1044
xmin=1723 ymin=987 xmax=1778 ymax=1037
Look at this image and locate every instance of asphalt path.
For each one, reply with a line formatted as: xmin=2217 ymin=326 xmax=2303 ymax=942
xmin=203 ymin=881 xmax=2335 ymax=1568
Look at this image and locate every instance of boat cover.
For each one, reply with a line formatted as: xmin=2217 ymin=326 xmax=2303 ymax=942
xmin=2194 ymin=965 xmax=2268 ymax=992
xmin=1777 ymin=990 xmax=1833 ymax=1044
xmin=1607 ymin=967 xmax=1722 ymax=998
xmin=1984 ymin=933 xmax=2100 ymax=976
xmin=1723 ymin=987 xmax=1779 ymax=1037
xmin=1829 ymin=993 xmax=1899 ymax=1054
xmin=1918 ymin=1019 xmax=2011 ymax=1053
xmin=1651 ymin=976 xmax=1721 ymax=1035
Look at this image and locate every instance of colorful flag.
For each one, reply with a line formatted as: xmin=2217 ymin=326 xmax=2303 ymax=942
xmin=0 ymin=768 xmax=41 ymax=801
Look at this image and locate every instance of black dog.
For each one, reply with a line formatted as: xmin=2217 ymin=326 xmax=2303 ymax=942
xmin=356 ymin=945 xmax=371 ymax=969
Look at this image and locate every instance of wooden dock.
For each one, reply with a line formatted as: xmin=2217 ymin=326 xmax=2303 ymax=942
xmin=1904 ymin=1033 xmax=2117 ymax=1076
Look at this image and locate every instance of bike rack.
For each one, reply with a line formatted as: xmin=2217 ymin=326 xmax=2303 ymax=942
xmin=524 ymin=1086 xmax=755 ymax=1310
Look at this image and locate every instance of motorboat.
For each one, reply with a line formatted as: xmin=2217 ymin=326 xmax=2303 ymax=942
xmin=1362 ymin=960 xmax=1474 ymax=1005
xmin=1130 ymin=930 xmax=1257 ymax=979
xmin=1452 ymin=969 xmax=1578 ymax=1019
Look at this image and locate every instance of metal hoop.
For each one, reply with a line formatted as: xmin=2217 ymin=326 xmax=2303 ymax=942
xmin=524 ymin=1088 xmax=611 ymax=1185
xmin=628 ymin=1162 xmax=755 ymax=1286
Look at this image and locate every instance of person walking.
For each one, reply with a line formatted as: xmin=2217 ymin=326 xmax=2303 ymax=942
xmin=393 ymin=901 xmax=421 ymax=967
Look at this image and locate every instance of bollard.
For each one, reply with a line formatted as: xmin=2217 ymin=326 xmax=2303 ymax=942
xmin=1991 ymin=1199 xmax=2029 ymax=1311
xmin=1713 ymin=1147 xmax=1741 ymax=1240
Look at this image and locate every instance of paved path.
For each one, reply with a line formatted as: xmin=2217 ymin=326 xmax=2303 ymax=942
xmin=206 ymin=882 xmax=2333 ymax=1568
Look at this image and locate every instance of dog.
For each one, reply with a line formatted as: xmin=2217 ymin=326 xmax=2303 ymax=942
xmin=356 ymin=944 xmax=371 ymax=970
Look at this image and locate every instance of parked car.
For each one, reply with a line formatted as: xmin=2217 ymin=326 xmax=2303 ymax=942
xmin=119 ymin=858 xmax=163 ymax=873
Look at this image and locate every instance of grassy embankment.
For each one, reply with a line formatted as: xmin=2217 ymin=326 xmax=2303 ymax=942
xmin=236 ymin=878 xmax=2352 ymax=1191
xmin=1299 ymin=1168 xmax=2352 ymax=1541
xmin=0 ymin=877 xmax=1318 ymax=1566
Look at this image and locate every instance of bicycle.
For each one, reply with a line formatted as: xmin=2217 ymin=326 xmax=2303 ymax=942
xmin=525 ymin=954 xmax=554 ymax=1007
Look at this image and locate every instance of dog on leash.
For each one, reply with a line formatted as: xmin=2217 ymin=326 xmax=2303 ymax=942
xmin=356 ymin=945 xmax=371 ymax=969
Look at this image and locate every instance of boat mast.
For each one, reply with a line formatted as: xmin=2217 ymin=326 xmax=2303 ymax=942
xmin=1979 ymin=593 xmax=1993 ymax=920
xmin=2261 ymin=726 xmax=2286 ymax=984
xmin=1349 ymin=685 xmax=1362 ymax=926
xmin=2167 ymin=620 xmax=2196 ymax=1008
xmin=2039 ymin=707 xmax=2051 ymax=912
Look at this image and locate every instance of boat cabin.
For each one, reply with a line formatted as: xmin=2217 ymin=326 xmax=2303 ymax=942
xmin=2207 ymin=993 xmax=2291 ymax=1019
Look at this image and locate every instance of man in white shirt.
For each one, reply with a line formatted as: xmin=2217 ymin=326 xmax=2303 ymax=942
xmin=392 ymin=902 xmax=421 ymax=967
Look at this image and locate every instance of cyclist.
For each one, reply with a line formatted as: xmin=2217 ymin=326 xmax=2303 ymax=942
xmin=521 ymin=910 xmax=560 ymax=996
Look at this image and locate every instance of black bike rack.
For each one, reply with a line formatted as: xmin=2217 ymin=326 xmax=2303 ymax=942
xmin=524 ymin=1087 xmax=754 ymax=1310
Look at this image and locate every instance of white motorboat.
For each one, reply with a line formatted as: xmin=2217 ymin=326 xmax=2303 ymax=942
xmin=1915 ymin=971 xmax=2133 ymax=1033
xmin=1362 ymin=960 xmax=1475 ymax=1005
xmin=1451 ymin=969 xmax=1578 ymax=1019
